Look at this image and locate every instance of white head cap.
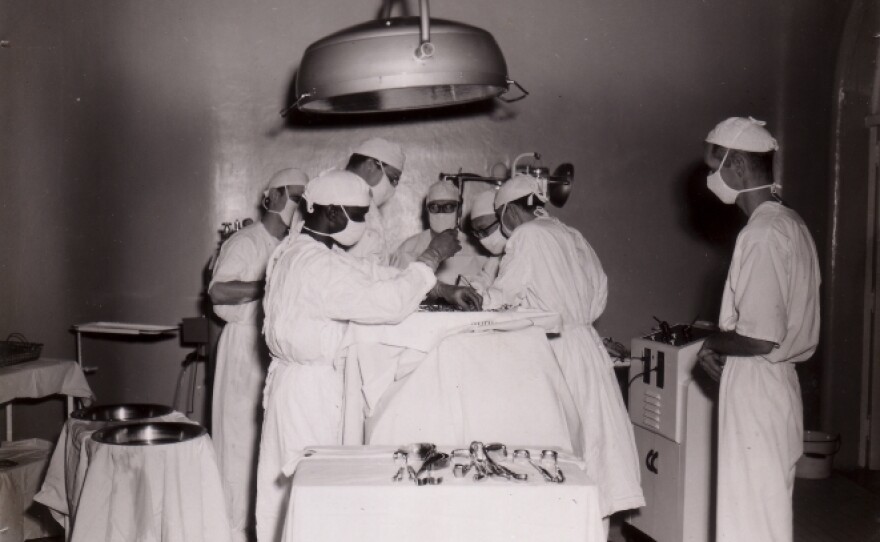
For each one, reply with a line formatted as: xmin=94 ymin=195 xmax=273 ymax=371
xmin=705 ymin=116 xmax=779 ymax=153
xmin=303 ymin=170 xmax=370 ymax=212
xmin=427 ymin=179 xmax=459 ymax=203
xmin=353 ymin=137 xmax=406 ymax=171
xmin=263 ymin=168 xmax=309 ymax=198
xmin=495 ymin=174 xmax=548 ymax=209
xmin=470 ymin=189 xmax=497 ymax=219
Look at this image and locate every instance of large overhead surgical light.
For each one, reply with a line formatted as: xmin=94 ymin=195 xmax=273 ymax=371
xmin=282 ymin=0 xmax=527 ymax=116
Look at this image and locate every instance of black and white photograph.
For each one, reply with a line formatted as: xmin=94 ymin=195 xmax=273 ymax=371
xmin=0 ymin=1 xmax=876 ymax=541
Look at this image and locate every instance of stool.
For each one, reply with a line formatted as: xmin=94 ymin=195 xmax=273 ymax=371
xmin=70 ymin=422 xmax=231 ymax=542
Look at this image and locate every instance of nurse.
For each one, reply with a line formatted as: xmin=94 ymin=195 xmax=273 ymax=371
xmin=209 ymin=168 xmax=309 ymax=542
xmin=390 ymin=179 xmax=492 ymax=289
xmin=697 ymin=117 xmax=820 ymax=542
xmin=345 ymin=137 xmax=405 ymax=263
xmin=465 ymin=188 xmax=504 ymax=290
xmin=481 ymin=175 xmax=645 ymax=526
xmin=257 ymin=170 xmax=479 ymax=542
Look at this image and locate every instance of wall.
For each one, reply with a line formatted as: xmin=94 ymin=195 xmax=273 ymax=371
xmin=0 ymin=0 xmax=849 ymax=440
xmin=823 ymin=0 xmax=880 ymax=469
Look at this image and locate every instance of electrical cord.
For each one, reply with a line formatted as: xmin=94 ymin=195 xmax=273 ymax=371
xmin=627 ymin=367 xmax=656 ymax=390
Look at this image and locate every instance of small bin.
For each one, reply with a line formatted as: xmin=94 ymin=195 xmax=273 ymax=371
xmin=795 ymin=430 xmax=840 ymax=479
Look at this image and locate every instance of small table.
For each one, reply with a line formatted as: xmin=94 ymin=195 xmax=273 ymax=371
xmin=0 ymin=358 xmax=94 ymax=442
xmin=33 ymin=410 xmax=192 ymax=534
xmin=283 ymin=446 xmax=606 ymax=542
xmin=70 ymin=429 xmax=231 ymax=542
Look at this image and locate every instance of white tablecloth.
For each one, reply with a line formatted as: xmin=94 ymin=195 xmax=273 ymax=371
xmin=0 ymin=358 xmax=93 ymax=405
xmin=0 ymin=438 xmax=60 ymax=542
xmin=34 ymin=410 xmax=191 ymax=530
xmin=69 ymin=432 xmax=232 ymax=542
xmin=283 ymin=446 xmax=605 ymax=542
xmin=342 ymin=311 xmax=582 ymax=454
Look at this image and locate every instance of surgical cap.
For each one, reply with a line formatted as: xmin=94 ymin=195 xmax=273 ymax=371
xmin=427 ymin=180 xmax=459 ymax=203
xmin=470 ymin=189 xmax=497 ymax=219
xmin=495 ymin=174 xmax=548 ymax=209
xmin=263 ymin=168 xmax=309 ymax=198
xmin=353 ymin=137 xmax=406 ymax=171
xmin=705 ymin=116 xmax=779 ymax=153
xmin=303 ymin=170 xmax=370 ymax=212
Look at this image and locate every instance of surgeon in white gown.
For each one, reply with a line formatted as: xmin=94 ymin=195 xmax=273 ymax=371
xmin=209 ymin=168 xmax=309 ymax=542
xmin=257 ymin=170 xmax=480 ymax=542
xmin=390 ymin=179 xmax=494 ymax=287
xmin=481 ymin=175 xmax=645 ymax=522
xmin=697 ymin=117 xmax=820 ymax=542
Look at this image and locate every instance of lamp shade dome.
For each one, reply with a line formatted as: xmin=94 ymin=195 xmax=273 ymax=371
xmin=294 ymin=17 xmax=510 ymax=114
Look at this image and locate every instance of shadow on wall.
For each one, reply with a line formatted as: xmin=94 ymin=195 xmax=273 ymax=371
xmin=676 ymin=160 xmax=745 ymax=323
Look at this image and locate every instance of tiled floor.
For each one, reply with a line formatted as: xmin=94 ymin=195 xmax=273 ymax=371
xmin=31 ymin=470 xmax=880 ymax=542
xmin=611 ymin=469 xmax=880 ymax=541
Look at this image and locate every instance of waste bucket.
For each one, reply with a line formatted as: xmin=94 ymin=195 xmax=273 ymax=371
xmin=795 ymin=431 xmax=840 ymax=479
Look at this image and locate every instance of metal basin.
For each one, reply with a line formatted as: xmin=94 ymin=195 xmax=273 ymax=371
xmin=72 ymin=403 xmax=173 ymax=422
xmin=91 ymin=422 xmax=205 ymax=446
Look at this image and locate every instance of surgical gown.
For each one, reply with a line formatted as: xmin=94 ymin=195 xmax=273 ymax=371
xmin=389 ymin=229 xmax=498 ymax=288
xmin=210 ymin=222 xmax=280 ymax=542
xmin=716 ymin=201 xmax=820 ymax=542
xmin=257 ymin=234 xmax=436 ymax=542
xmin=483 ymin=216 xmax=644 ymax=517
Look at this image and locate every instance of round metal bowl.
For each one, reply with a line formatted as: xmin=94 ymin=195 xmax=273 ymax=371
xmin=91 ymin=422 xmax=205 ymax=446
xmin=71 ymin=403 xmax=174 ymax=422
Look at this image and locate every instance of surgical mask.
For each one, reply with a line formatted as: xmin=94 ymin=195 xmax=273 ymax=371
xmin=303 ymin=205 xmax=366 ymax=247
xmin=371 ymin=163 xmax=396 ymax=206
xmin=266 ymin=186 xmax=297 ymax=228
xmin=428 ymin=211 xmax=458 ymax=233
xmin=499 ymin=203 xmax=516 ymax=238
xmin=706 ymin=150 xmax=775 ymax=205
xmin=330 ymin=206 xmax=366 ymax=247
xmin=480 ymin=228 xmax=507 ymax=255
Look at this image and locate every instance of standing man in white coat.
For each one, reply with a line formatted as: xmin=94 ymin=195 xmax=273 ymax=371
xmin=697 ymin=117 xmax=820 ymax=542
xmin=345 ymin=137 xmax=405 ymax=263
xmin=209 ymin=168 xmax=309 ymax=542
xmin=257 ymin=170 xmax=479 ymax=542
xmin=480 ymin=175 xmax=645 ymax=532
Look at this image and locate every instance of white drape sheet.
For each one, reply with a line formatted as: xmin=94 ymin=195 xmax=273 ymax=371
xmin=0 ymin=358 xmax=93 ymax=404
xmin=70 ymin=433 xmax=231 ymax=542
xmin=340 ymin=311 xmax=582 ymax=455
xmin=34 ymin=411 xmax=191 ymax=530
xmin=281 ymin=446 xmax=604 ymax=542
xmin=0 ymin=439 xmax=56 ymax=542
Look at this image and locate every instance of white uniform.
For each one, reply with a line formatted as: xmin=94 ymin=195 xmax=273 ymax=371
xmin=257 ymin=234 xmax=436 ymax=542
xmin=210 ymin=222 xmax=280 ymax=542
xmin=483 ymin=217 xmax=644 ymax=517
xmin=347 ymin=199 xmax=388 ymax=263
xmin=390 ymin=229 xmax=497 ymax=288
xmin=717 ymin=201 xmax=820 ymax=542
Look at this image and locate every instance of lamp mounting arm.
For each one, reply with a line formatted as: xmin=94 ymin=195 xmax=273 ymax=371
xmin=414 ymin=0 xmax=434 ymax=59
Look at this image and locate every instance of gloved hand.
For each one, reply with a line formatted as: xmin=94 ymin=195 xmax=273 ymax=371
xmin=431 ymin=282 xmax=483 ymax=311
xmin=417 ymin=229 xmax=462 ymax=271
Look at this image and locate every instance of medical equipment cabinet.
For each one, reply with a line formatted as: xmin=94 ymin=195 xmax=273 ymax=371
xmin=625 ymin=324 xmax=715 ymax=542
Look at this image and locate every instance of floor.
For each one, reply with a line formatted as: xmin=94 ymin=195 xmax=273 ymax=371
xmin=609 ymin=469 xmax=880 ymax=542
xmin=31 ymin=470 xmax=880 ymax=542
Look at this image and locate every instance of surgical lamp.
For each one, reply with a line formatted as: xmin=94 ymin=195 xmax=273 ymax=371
xmin=283 ymin=0 xmax=527 ymax=116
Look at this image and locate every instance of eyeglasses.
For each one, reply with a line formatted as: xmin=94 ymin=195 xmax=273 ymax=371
xmin=472 ymin=221 xmax=499 ymax=239
xmin=377 ymin=161 xmax=401 ymax=187
xmin=427 ymin=202 xmax=458 ymax=214
xmin=289 ymin=193 xmax=303 ymax=204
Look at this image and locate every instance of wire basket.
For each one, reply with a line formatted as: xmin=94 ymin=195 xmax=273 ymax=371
xmin=0 ymin=333 xmax=43 ymax=369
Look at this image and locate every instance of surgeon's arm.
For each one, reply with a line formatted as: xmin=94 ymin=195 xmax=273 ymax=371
xmin=209 ymin=280 xmax=264 ymax=305
xmin=696 ymin=332 xmax=776 ymax=381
